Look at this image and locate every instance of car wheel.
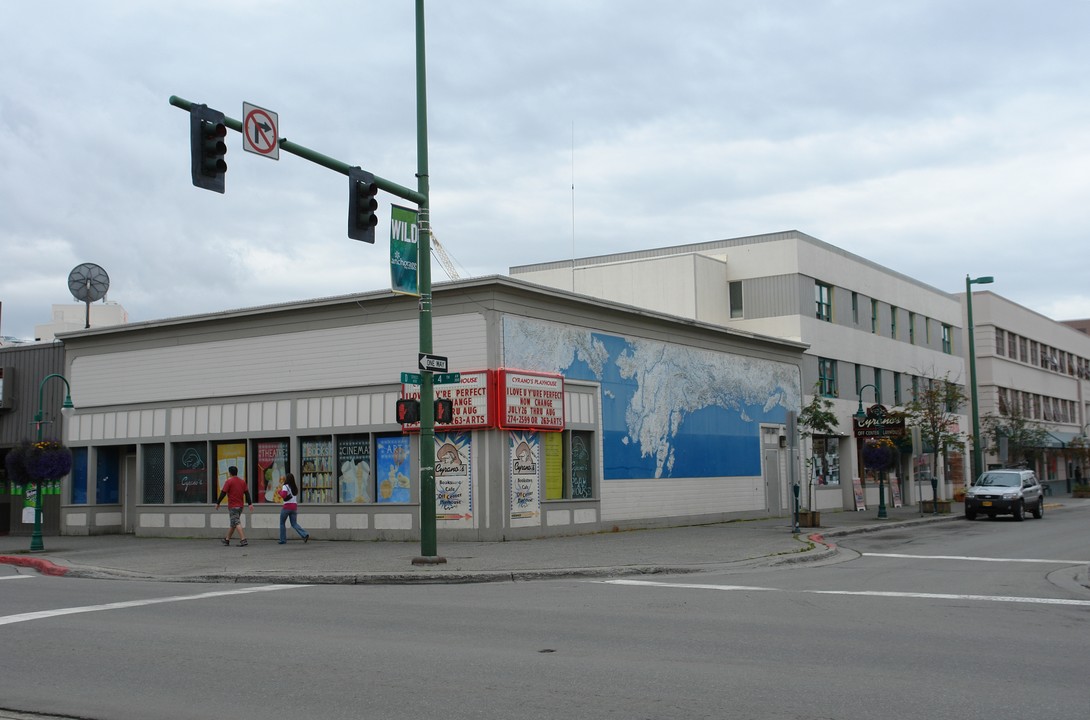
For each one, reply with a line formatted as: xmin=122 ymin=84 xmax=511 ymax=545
xmin=1013 ymin=501 xmax=1024 ymax=521
xmin=965 ymin=508 xmax=977 ymax=520
xmin=1032 ymin=498 xmax=1044 ymax=519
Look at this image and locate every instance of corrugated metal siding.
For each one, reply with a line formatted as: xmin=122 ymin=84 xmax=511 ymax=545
xmin=0 ymin=344 xmax=66 ymax=445
xmin=739 ymin=275 xmax=800 ymax=319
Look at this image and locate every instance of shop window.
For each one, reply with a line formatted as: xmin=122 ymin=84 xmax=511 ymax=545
xmin=142 ymin=444 xmax=165 ymax=504
xmin=253 ymin=438 xmax=289 ymax=504
xmin=337 ymin=435 xmax=372 ymax=503
xmin=300 ymin=437 xmax=334 ymax=503
xmin=97 ymin=447 xmax=120 ymax=504
xmin=811 ymin=436 xmax=840 ymax=486
xmin=173 ymin=441 xmax=208 ymax=503
xmin=213 ymin=441 xmax=247 ymax=499
xmin=544 ymin=430 xmax=595 ymax=500
xmin=376 ymin=434 xmax=412 ymax=503
xmin=70 ymin=447 xmax=88 ymax=504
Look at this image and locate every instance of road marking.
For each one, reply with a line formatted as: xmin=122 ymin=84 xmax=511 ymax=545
xmin=864 ymin=552 xmax=1090 ymax=564
xmin=599 ymin=579 xmax=1090 ymax=607
xmin=0 ymin=575 xmax=32 ymax=581
xmin=0 ymin=584 xmax=309 ymax=627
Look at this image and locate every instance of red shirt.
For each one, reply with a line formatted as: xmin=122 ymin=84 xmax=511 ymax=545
xmin=221 ymin=475 xmax=248 ymax=509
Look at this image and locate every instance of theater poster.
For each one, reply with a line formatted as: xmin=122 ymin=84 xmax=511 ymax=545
xmin=508 ymin=431 xmax=540 ymax=527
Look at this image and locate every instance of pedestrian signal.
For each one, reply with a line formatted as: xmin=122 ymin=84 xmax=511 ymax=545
xmin=396 ymin=399 xmax=420 ymax=424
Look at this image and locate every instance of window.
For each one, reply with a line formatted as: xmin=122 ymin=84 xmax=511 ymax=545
xmin=854 ymin=364 xmax=862 ymax=397
xmin=1030 ymin=341 xmax=1038 ymax=365
xmin=894 ymin=372 xmax=902 ymax=406
xmin=173 ymin=441 xmax=208 ymax=503
xmin=925 ymin=317 xmax=931 ymax=345
xmin=890 ymin=306 xmax=898 ymax=339
xmin=70 ymin=447 xmax=88 ymax=504
xmin=818 ymin=357 xmax=838 ymax=397
xmin=728 ymin=281 xmax=743 ymax=318
xmin=908 ymin=312 xmax=916 ymax=344
xmin=851 ymin=292 xmax=859 ymax=324
xmin=912 ymin=375 xmax=920 ymax=402
xmin=871 ymin=299 xmax=879 ymax=334
xmin=300 ymin=434 xmax=375 ymax=503
xmin=942 ymin=324 xmax=953 ymax=354
xmin=1019 ymin=337 xmax=1028 ymax=363
xmin=873 ymin=368 xmax=883 ymax=403
xmin=815 ymin=282 xmax=832 ymax=322
xmin=811 ymin=436 xmax=841 ymax=486
xmin=142 ymin=444 xmax=166 ymax=504
xmin=545 ymin=430 xmax=594 ymax=499
xmin=945 ymin=380 xmax=959 ymax=413
xmin=96 ymin=446 xmax=121 ymax=504
xmin=1009 ymin=333 xmax=1017 ymax=360
xmin=996 ymin=329 xmax=1005 ymax=355
xmin=997 ymin=388 xmax=1008 ymax=415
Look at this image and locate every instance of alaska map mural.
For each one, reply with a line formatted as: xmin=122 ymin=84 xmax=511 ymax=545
xmin=503 ymin=316 xmax=801 ymax=480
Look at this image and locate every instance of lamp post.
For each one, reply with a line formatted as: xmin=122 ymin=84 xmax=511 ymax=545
xmin=31 ymin=373 xmax=75 ymax=552
xmin=966 ymin=274 xmax=994 ymax=485
xmin=855 ymin=383 xmax=888 ymax=519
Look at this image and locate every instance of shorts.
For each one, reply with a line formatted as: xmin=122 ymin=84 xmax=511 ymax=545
xmin=228 ymin=507 xmax=243 ymax=527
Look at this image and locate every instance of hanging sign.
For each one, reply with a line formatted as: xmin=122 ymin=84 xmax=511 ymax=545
xmin=390 ymin=204 xmax=419 ymax=296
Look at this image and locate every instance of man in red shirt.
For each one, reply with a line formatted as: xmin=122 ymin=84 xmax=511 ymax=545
xmin=215 ymin=466 xmax=253 ymax=546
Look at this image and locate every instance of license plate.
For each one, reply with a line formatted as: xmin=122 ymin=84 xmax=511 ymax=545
xmin=982 ymin=501 xmax=993 ymax=507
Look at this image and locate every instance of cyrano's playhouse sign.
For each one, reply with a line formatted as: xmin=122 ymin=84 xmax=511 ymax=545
xmin=852 ymin=404 xmax=905 ymax=438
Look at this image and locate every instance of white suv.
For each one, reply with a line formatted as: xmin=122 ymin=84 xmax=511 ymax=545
xmin=964 ymin=469 xmax=1044 ymax=521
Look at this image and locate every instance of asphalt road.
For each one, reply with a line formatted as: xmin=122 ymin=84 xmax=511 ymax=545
xmin=2 ymin=509 xmax=1088 ymax=720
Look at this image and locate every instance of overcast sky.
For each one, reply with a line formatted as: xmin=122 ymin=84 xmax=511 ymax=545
xmin=2 ymin=1 xmax=1089 ymax=341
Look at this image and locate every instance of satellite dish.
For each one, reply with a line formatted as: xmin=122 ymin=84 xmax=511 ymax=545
xmin=68 ymin=263 xmax=110 ymax=303
xmin=67 ymin=263 xmax=111 ymax=329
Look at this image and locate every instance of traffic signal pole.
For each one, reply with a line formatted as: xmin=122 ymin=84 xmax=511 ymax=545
xmin=169 ymin=1 xmax=444 ymax=565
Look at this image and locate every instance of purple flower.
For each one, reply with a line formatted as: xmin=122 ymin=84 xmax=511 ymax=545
xmin=25 ymin=440 xmax=73 ymax=481
xmin=862 ymin=438 xmax=896 ymax=471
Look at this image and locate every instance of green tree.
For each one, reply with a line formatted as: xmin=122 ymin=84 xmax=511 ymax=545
xmin=797 ymin=384 xmax=839 ymax=509
xmin=902 ymin=373 xmax=967 ymax=486
xmin=981 ymin=403 xmax=1049 ymax=468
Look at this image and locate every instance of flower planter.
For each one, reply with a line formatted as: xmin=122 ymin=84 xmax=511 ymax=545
xmin=920 ymin=500 xmax=952 ymax=514
xmin=797 ymin=510 xmax=821 ymax=528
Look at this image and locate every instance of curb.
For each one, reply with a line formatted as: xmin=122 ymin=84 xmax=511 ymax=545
xmin=0 ymin=555 xmax=69 ymax=577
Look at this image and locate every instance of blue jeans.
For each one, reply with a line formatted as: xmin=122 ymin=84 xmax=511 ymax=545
xmin=279 ymin=506 xmax=309 ymax=542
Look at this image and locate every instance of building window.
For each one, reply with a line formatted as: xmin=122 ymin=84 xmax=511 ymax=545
xmin=873 ymin=367 xmax=882 ymax=403
xmin=1009 ymin=333 xmax=1018 ymax=360
xmin=942 ymin=324 xmax=953 ymax=354
xmin=945 ymin=380 xmax=960 ymax=413
xmin=173 ymin=441 xmax=208 ymax=503
xmin=908 ymin=312 xmax=916 ymax=345
xmin=815 ymin=282 xmax=832 ymax=322
xmin=925 ymin=317 xmax=931 ymax=345
xmin=728 ymin=281 xmax=743 ymax=319
xmin=997 ymin=388 xmax=1008 ymax=415
xmin=871 ymin=300 xmax=879 ymax=334
xmin=142 ymin=444 xmax=166 ymax=504
xmin=545 ymin=430 xmax=595 ymax=499
xmin=851 ymin=292 xmax=859 ymax=324
xmin=70 ymin=447 xmax=88 ymax=504
xmin=818 ymin=357 xmax=838 ymax=397
xmin=96 ymin=447 xmax=121 ymax=504
xmin=996 ymin=329 xmax=1005 ymax=356
xmin=1019 ymin=337 xmax=1028 ymax=363
xmin=912 ymin=375 xmax=920 ymax=402
xmin=854 ymin=363 xmax=862 ymax=397
xmin=894 ymin=372 xmax=902 ymax=406
xmin=1030 ymin=341 xmax=1038 ymax=365
xmin=811 ymin=436 xmax=841 ymax=486
xmin=890 ymin=306 xmax=898 ymax=340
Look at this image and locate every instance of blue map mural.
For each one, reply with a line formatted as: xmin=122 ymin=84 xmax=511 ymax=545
xmin=503 ymin=317 xmax=801 ymax=480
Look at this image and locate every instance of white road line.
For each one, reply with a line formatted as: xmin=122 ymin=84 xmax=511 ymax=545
xmin=0 ymin=584 xmax=309 ymax=627
xmin=864 ymin=552 xmax=1089 ymax=564
xmin=599 ymin=578 xmax=1090 ymax=607
xmin=0 ymin=575 xmax=32 ymax=581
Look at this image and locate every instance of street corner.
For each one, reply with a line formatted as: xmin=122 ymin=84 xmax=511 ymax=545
xmin=0 ymin=554 xmax=69 ymax=577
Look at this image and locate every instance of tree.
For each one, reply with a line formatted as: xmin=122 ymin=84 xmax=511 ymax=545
xmin=797 ymin=384 xmax=840 ymax=510
xmin=902 ymin=373 xmax=968 ymax=487
xmin=980 ymin=402 xmax=1049 ymax=468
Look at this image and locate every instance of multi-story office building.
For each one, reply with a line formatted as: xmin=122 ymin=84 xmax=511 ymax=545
xmin=511 ymin=230 xmax=968 ymax=512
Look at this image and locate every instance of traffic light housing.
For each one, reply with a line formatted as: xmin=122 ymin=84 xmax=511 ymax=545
xmin=434 ymin=398 xmax=454 ymax=424
xmin=396 ymin=399 xmax=420 ymax=424
xmin=190 ymin=104 xmax=227 ymax=193
xmin=348 ymin=167 xmax=379 ymax=243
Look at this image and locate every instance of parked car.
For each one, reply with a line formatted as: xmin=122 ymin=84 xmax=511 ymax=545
xmin=964 ymin=469 xmax=1044 ymax=521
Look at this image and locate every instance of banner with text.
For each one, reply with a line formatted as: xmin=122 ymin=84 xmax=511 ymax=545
xmin=390 ymin=204 xmax=419 ymax=296
xmin=496 ymin=369 xmax=565 ymax=431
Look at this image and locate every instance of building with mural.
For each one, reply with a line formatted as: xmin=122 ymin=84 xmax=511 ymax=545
xmin=45 ymin=276 xmax=805 ymax=541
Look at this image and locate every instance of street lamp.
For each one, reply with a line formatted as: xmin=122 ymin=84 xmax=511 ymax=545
xmin=966 ymin=274 xmax=994 ymax=485
xmin=855 ymin=384 xmax=888 ymax=519
xmin=31 ymin=373 xmax=75 ymax=552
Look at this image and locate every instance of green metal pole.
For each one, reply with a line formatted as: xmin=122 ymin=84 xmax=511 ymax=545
xmin=413 ymin=0 xmax=443 ymax=564
xmin=967 ymin=275 xmax=983 ymax=484
xmin=31 ymin=374 xmax=72 ymax=552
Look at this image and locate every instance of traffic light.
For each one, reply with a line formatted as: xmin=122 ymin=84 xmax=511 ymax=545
xmin=434 ymin=398 xmax=454 ymax=424
xmin=396 ymin=399 xmax=420 ymax=424
xmin=190 ymin=104 xmax=227 ymax=193
xmin=348 ymin=167 xmax=379 ymax=243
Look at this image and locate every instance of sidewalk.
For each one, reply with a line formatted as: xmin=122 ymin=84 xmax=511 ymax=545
xmin=1 ymin=503 xmax=974 ymax=585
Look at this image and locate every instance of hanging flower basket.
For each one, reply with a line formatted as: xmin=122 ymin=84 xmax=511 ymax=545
xmin=9 ymin=440 xmax=74 ymax=482
xmin=862 ymin=437 xmax=897 ymax=471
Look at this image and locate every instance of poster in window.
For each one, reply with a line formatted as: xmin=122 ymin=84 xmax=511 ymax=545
xmin=509 ymin=431 xmax=540 ymax=526
xmin=337 ymin=435 xmax=371 ymax=504
xmin=173 ymin=442 xmax=208 ymax=503
xmin=215 ymin=442 xmax=247 ymax=498
xmin=570 ymin=432 xmax=592 ymax=499
xmin=375 ymin=435 xmax=411 ymax=503
xmin=435 ymin=432 xmax=473 ymax=525
xmin=300 ymin=437 xmax=334 ymax=504
xmin=255 ymin=440 xmax=289 ymax=504
xmin=543 ymin=432 xmax=563 ymax=500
